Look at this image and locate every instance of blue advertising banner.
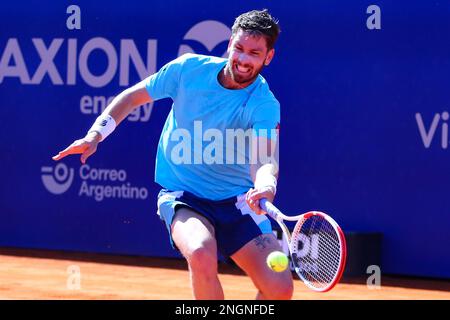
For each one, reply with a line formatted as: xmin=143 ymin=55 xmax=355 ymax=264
xmin=0 ymin=0 xmax=449 ymax=278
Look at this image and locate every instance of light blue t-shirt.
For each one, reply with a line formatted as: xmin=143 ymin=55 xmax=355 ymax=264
xmin=145 ymin=53 xmax=280 ymax=200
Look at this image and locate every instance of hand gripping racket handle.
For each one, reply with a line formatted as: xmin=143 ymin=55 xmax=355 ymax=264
xmin=260 ymin=198 xmax=282 ymax=221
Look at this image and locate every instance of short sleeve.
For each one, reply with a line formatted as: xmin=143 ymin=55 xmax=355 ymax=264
xmin=251 ymin=101 xmax=280 ymax=140
xmin=145 ymin=54 xmax=188 ymax=101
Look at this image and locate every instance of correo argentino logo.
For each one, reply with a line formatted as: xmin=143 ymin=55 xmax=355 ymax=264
xmin=41 ymin=163 xmax=75 ymax=195
xmin=178 ymin=20 xmax=231 ymax=57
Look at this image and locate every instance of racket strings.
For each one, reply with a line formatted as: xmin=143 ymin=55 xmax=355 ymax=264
xmin=304 ymin=233 xmax=340 ymax=286
xmin=301 ymin=219 xmax=338 ymax=285
xmin=295 ymin=215 xmax=342 ymax=290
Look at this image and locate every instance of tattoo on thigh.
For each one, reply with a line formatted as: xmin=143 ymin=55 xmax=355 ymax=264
xmin=254 ymin=235 xmax=272 ymax=251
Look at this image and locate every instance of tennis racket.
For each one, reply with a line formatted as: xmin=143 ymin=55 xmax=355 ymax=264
xmin=260 ymin=199 xmax=347 ymax=292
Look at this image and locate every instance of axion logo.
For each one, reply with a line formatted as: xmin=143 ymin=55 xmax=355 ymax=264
xmin=41 ymin=163 xmax=75 ymax=195
xmin=0 ymin=38 xmax=157 ymax=88
xmin=178 ymin=20 xmax=231 ymax=58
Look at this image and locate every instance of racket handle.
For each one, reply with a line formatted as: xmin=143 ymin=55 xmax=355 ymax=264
xmin=260 ymin=198 xmax=281 ymax=220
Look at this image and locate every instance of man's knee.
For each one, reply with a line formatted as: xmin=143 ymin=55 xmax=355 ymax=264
xmin=185 ymin=245 xmax=218 ymax=275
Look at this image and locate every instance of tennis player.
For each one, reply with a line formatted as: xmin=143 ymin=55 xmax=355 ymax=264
xmin=53 ymin=9 xmax=293 ymax=300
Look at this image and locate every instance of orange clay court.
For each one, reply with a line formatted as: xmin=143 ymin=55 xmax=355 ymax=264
xmin=0 ymin=248 xmax=449 ymax=300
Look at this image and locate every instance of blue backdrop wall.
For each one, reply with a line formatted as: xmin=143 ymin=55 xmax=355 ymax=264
xmin=1 ymin=0 xmax=449 ymax=279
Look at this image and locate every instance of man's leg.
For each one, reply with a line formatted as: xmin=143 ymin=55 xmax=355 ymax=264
xmin=231 ymin=233 xmax=293 ymax=300
xmin=171 ymin=207 xmax=224 ymax=300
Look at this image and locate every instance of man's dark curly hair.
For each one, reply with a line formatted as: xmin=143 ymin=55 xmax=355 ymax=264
xmin=231 ymin=9 xmax=281 ymax=50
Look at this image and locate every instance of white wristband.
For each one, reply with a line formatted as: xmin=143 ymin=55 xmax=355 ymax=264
xmin=254 ymin=172 xmax=277 ymax=195
xmin=88 ymin=114 xmax=116 ymax=142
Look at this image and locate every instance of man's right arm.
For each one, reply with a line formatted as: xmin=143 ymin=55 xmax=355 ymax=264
xmin=52 ymin=78 xmax=153 ymax=163
xmin=103 ymin=78 xmax=152 ymax=127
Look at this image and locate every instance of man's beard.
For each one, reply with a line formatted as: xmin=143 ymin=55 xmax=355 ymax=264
xmin=227 ymin=61 xmax=265 ymax=85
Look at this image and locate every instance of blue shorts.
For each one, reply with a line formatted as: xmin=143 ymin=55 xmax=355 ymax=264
xmin=156 ymin=189 xmax=273 ymax=258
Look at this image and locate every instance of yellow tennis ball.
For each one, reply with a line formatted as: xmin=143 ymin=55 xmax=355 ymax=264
xmin=266 ymin=251 xmax=289 ymax=272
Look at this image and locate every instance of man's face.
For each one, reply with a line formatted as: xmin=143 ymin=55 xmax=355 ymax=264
xmin=226 ymin=29 xmax=274 ymax=86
